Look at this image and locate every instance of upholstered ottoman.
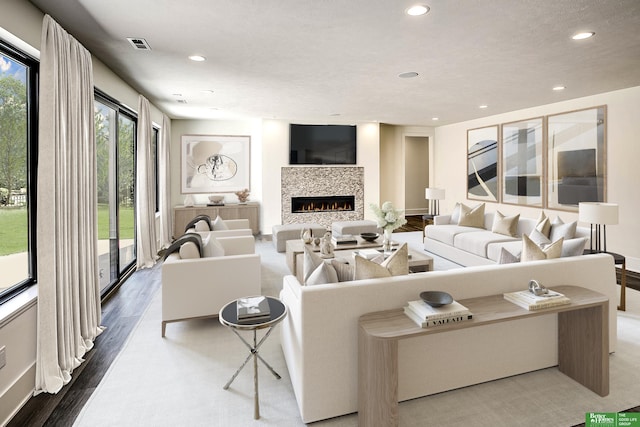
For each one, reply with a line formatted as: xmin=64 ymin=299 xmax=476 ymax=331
xmin=331 ymin=220 xmax=380 ymax=238
xmin=272 ymin=223 xmax=326 ymax=252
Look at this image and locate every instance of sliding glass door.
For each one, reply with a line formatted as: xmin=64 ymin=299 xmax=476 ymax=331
xmin=95 ymin=95 xmax=136 ymax=293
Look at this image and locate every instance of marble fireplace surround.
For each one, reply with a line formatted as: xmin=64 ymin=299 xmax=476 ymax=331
xmin=281 ymin=167 xmax=364 ymax=228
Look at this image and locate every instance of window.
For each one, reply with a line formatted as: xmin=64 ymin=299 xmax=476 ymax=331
xmin=0 ymin=40 xmax=38 ymax=304
xmin=95 ymin=91 xmax=137 ymax=294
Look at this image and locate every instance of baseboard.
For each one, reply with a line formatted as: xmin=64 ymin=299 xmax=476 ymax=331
xmin=0 ymin=362 xmax=36 ymax=426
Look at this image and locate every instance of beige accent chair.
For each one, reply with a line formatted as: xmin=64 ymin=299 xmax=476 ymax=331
xmin=161 ymin=234 xmax=261 ymax=337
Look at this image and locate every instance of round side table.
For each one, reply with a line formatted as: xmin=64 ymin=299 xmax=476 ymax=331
xmin=219 ymin=296 xmax=287 ymax=419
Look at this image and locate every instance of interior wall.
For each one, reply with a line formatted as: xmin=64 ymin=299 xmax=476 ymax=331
xmin=433 ymin=85 xmax=640 ymax=271
xmin=404 ymin=136 xmax=429 ymax=215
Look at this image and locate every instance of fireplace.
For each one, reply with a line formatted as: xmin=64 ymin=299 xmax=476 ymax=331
xmin=292 ymin=196 xmax=355 ymax=213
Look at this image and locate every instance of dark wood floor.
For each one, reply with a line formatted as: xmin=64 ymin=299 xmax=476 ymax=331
xmin=8 ymin=264 xmax=161 ymax=427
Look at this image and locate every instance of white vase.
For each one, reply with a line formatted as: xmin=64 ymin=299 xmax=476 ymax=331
xmin=382 ymin=229 xmax=393 ymax=255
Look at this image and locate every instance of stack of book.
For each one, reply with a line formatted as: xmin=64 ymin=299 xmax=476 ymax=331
xmin=236 ymin=296 xmax=271 ymax=324
xmin=404 ymin=299 xmax=473 ymax=328
xmin=503 ymin=289 xmax=571 ymax=310
xmin=331 ymin=234 xmax=358 ymax=245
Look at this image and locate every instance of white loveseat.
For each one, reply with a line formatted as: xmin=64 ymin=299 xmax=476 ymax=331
xmin=279 ymin=254 xmax=616 ymax=423
xmin=424 ymin=212 xmax=590 ymax=267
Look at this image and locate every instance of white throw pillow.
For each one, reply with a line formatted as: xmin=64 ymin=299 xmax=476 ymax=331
xmin=535 ymin=212 xmax=551 ymax=238
xmin=498 ymin=247 xmax=520 ymax=264
xmin=305 ymin=262 xmax=339 ymax=286
xmin=212 ymin=215 xmax=229 ymax=231
xmin=562 ymin=237 xmax=587 ymax=257
xmin=450 ymin=202 xmax=461 ymax=224
xmin=521 ymin=234 xmax=563 ymax=262
xmin=550 ymin=218 xmax=577 ymax=242
xmin=194 ymin=219 xmax=211 ymax=232
xmin=528 ymin=228 xmax=551 ymax=247
xmin=179 ymin=241 xmax=200 ymax=259
xmin=303 ymin=246 xmax=324 ymax=284
xmin=202 ymin=234 xmax=225 ymax=257
xmin=491 ymin=211 xmax=520 ymax=237
xmin=331 ymin=260 xmax=354 ymax=282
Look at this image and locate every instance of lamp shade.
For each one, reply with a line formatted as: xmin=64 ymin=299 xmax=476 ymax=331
xmin=425 ymin=188 xmax=445 ymax=200
xmin=578 ymin=202 xmax=619 ymax=225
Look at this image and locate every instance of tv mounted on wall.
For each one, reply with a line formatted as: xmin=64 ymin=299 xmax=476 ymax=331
xmin=289 ymin=124 xmax=357 ymax=165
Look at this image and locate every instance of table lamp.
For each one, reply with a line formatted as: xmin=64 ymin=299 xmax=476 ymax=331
xmin=425 ymin=188 xmax=445 ymax=216
xmin=578 ymin=202 xmax=619 ymax=252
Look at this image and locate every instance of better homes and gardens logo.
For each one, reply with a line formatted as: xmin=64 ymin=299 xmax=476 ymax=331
xmin=586 ymin=413 xmax=640 ymax=427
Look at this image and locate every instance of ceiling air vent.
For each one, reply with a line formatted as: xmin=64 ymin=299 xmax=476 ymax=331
xmin=127 ymin=37 xmax=151 ymax=51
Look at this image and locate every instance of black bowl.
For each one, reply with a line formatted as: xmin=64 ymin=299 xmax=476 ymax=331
xmin=360 ymin=232 xmax=379 ymax=242
xmin=419 ymin=291 xmax=453 ymax=307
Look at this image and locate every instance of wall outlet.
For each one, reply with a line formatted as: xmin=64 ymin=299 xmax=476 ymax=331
xmin=0 ymin=346 xmax=5 ymax=370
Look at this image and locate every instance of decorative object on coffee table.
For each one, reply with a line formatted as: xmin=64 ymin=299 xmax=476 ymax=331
xmin=370 ymin=201 xmax=407 ymax=255
xmin=360 ymin=232 xmax=379 ymax=242
xmin=320 ymin=231 xmax=334 ymax=257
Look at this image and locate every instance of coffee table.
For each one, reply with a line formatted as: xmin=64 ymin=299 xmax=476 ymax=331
xmin=219 ymin=296 xmax=287 ymax=419
xmin=285 ymin=237 xmax=396 ymax=277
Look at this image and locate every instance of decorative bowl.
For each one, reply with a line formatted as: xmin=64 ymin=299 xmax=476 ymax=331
xmin=208 ymin=195 xmax=224 ymax=203
xmin=360 ymin=232 xmax=379 ymax=242
xmin=419 ymin=291 xmax=453 ymax=307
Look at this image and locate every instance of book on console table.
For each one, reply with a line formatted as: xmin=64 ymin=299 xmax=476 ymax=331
xmin=503 ymin=290 xmax=571 ymax=311
xmin=403 ymin=305 xmax=473 ymax=328
xmin=407 ymin=299 xmax=471 ymax=321
xmin=237 ymin=296 xmax=271 ymax=323
xmin=331 ymin=234 xmax=358 ymax=245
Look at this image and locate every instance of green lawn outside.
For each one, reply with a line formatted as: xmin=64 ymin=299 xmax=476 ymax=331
xmin=0 ymin=205 xmax=134 ymax=256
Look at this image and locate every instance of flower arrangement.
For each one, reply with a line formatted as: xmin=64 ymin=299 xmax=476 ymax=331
xmin=370 ymin=201 xmax=407 ymax=232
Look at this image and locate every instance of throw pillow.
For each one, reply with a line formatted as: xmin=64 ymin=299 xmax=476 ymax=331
xmin=491 ymin=211 xmax=520 ymax=237
xmin=179 ymin=241 xmax=200 ymax=259
xmin=550 ymin=220 xmax=577 ymax=242
xmin=354 ymin=255 xmax=392 ymax=280
xmin=562 ymin=237 xmax=587 ymax=257
xmin=303 ymin=246 xmax=324 ymax=284
xmin=212 ymin=215 xmax=229 ymax=231
xmin=535 ymin=212 xmax=551 ymax=238
xmin=450 ymin=202 xmax=461 ymax=224
xmin=331 ymin=259 xmax=354 ymax=282
xmin=498 ymin=247 xmax=520 ymax=264
xmin=202 ymin=234 xmax=225 ymax=257
xmin=305 ymin=262 xmax=339 ymax=286
xmin=380 ymin=243 xmax=409 ymax=276
xmin=194 ymin=219 xmax=211 ymax=232
xmin=528 ymin=228 xmax=551 ymax=247
xmin=457 ymin=203 xmax=485 ymax=228
xmin=521 ymin=234 xmax=563 ymax=262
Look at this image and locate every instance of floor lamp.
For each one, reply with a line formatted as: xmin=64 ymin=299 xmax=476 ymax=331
xmin=425 ymin=188 xmax=445 ymax=216
xmin=578 ymin=202 xmax=619 ymax=252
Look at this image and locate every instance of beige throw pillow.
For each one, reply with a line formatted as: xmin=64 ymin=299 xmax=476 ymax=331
xmin=458 ymin=203 xmax=485 ymax=228
xmin=354 ymin=255 xmax=392 ymax=280
xmin=491 ymin=211 xmax=520 ymax=237
xmin=535 ymin=212 xmax=551 ymax=238
xmin=194 ymin=219 xmax=211 ymax=232
xmin=498 ymin=247 xmax=520 ymax=264
xmin=354 ymin=243 xmax=409 ymax=279
xmin=331 ymin=259 xmax=354 ymax=282
xmin=521 ymin=234 xmax=563 ymax=262
xmin=381 ymin=243 xmax=409 ymax=276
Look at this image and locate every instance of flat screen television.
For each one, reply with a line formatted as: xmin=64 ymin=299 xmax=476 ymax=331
xmin=289 ymin=124 xmax=357 ymax=165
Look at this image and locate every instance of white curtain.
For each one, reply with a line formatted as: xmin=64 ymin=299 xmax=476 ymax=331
xmin=35 ymin=15 xmax=104 ymax=395
xmin=135 ymin=95 xmax=158 ymax=268
xmin=158 ymin=114 xmax=173 ymax=247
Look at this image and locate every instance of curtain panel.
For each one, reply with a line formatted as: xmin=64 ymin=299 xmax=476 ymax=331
xmin=35 ymin=15 xmax=103 ymax=395
xmin=135 ymin=95 xmax=157 ymax=268
xmin=158 ymin=114 xmax=173 ymax=248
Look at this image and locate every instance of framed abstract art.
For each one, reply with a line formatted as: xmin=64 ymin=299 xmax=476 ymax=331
xmin=467 ymin=125 xmax=499 ymax=202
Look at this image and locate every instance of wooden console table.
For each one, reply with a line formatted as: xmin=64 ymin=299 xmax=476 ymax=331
xmin=358 ymin=285 xmax=609 ymax=427
xmin=173 ymin=203 xmax=259 ymax=237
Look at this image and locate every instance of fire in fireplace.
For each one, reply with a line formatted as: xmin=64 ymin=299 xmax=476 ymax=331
xmin=291 ymin=196 xmax=355 ymax=213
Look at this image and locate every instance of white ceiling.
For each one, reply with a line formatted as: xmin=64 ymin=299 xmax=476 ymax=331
xmin=28 ymin=0 xmax=640 ymax=126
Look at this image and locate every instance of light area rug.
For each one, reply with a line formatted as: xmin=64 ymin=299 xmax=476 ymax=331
xmin=74 ymin=233 xmax=640 ymax=427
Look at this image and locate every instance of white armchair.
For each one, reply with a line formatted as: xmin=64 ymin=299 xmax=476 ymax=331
xmin=161 ymin=234 xmax=261 ymax=337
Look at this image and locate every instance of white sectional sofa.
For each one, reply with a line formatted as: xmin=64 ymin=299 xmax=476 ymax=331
xmin=424 ymin=212 xmax=590 ymax=267
xmin=279 ymin=254 xmax=617 ymax=423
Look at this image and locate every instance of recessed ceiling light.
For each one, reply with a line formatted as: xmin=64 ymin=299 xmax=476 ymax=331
xmin=479 ymin=105 xmax=488 ymax=109
xmin=432 ymin=117 xmax=439 ymax=121
xmin=188 ymin=55 xmax=206 ymax=62
xmin=406 ymin=5 xmax=430 ymax=16
xmin=572 ymin=32 xmax=595 ymax=40
xmin=398 ymin=71 xmax=419 ymax=78
xmin=552 ymin=85 xmax=566 ymax=91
